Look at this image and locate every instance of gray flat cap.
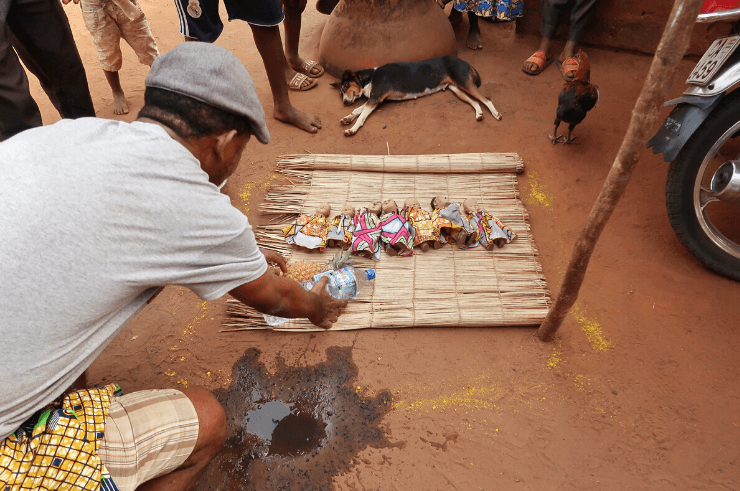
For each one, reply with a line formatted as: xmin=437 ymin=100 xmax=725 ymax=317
xmin=146 ymin=42 xmax=270 ymax=144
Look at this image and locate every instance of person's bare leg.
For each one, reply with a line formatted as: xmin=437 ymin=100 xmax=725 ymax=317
xmin=466 ymin=12 xmax=482 ymax=50
xmin=448 ymin=6 xmax=463 ymax=27
xmin=283 ymin=2 xmax=322 ymax=77
xmin=523 ymin=37 xmax=553 ymax=73
xmin=559 ymin=39 xmax=578 ymax=79
xmin=249 ymin=24 xmax=321 ymax=133
xmin=137 ymin=388 xmax=226 ymax=491
xmin=104 ymin=70 xmax=128 ymax=115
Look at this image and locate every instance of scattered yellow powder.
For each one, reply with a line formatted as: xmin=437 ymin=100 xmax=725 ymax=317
xmin=238 ymin=181 xmax=256 ymax=214
xmin=571 ymin=305 xmax=611 ymax=351
xmin=164 ymin=369 xmax=176 ymax=377
xmin=182 ymin=301 xmax=208 ymax=338
xmin=547 ymin=349 xmax=562 ymax=370
xmin=527 ymin=171 xmax=554 ymax=208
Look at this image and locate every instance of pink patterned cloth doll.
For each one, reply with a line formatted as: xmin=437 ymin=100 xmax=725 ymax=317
xmin=350 ymin=202 xmax=382 ymax=260
xmin=379 ymin=199 xmax=414 ymax=257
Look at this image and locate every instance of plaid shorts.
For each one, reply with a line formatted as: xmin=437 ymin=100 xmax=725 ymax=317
xmin=80 ymin=0 xmax=159 ymax=72
xmin=99 ymin=390 xmax=199 ymax=491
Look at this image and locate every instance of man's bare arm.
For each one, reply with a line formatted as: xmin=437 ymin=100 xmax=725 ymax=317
xmin=229 ymin=270 xmax=347 ymax=329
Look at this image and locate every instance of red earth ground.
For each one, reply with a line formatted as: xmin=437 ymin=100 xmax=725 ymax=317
xmin=27 ymin=1 xmax=740 ymax=489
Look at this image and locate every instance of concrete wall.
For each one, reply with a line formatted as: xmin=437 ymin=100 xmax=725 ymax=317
xmin=515 ymin=0 xmax=735 ymax=56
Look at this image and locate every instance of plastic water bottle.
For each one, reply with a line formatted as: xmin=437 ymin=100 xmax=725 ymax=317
xmin=312 ymin=267 xmax=376 ymax=300
xmin=263 ymin=267 xmax=375 ymax=326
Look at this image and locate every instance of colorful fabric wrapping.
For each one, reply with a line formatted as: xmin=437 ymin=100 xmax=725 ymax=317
xmin=0 ymin=384 xmax=123 ymax=491
xmin=350 ymin=208 xmax=381 ymax=260
xmin=468 ymin=210 xmax=517 ymax=247
xmin=326 ymin=214 xmax=354 ymax=247
xmin=402 ymin=206 xmax=439 ymax=246
xmin=282 ymin=213 xmax=330 ymax=250
xmin=378 ymin=212 xmax=414 ymax=256
xmin=453 ymin=0 xmax=524 ymax=20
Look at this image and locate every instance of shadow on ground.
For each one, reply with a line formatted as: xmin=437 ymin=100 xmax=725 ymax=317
xmin=194 ymin=346 xmax=402 ymax=490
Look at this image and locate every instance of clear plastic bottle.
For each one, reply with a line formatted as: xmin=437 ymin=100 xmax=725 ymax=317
xmin=263 ymin=268 xmax=375 ymax=326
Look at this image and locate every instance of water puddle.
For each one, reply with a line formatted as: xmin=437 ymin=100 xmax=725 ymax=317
xmin=194 ymin=346 xmax=400 ymax=491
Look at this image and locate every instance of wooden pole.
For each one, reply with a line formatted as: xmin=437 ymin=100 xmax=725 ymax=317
xmin=538 ymin=0 xmax=705 ymax=342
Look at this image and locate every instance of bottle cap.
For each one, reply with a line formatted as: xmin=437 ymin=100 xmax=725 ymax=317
xmin=366 ymin=269 xmax=376 ymax=280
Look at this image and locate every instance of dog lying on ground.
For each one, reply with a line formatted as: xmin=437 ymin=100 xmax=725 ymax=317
xmin=330 ymin=55 xmax=501 ymax=136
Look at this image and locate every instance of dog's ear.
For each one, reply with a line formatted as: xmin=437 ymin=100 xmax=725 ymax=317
xmin=329 ymin=81 xmax=340 ymax=88
xmin=341 ymin=69 xmax=355 ymax=80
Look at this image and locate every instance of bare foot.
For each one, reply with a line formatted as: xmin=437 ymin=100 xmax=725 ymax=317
xmin=112 ymin=91 xmax=129 ymax=115
xmin=466 ymin=26 xmax=482 ymax=50
xmin=274 ymin=104 xmax=321 ymax=133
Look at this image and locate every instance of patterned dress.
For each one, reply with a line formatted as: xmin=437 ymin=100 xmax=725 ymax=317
xmin=379 ymin=212 xmax=414 ymax=256
xmin=402 ymin=205 xmax=439 ymax=246
xmin=0 ymin=384 xmax=123 ymax=491
xmin=282 ymin=213 xmax=331 ymax=250
xmin=453 ymin=0 xmax=523 ymax=21
xmin=468 ymin=209 xmax=516 ymax=247
xmin=326 ymin=213 xmax=355 ymax=248
xmin=350 ymin=208 xmax=382 ymax=260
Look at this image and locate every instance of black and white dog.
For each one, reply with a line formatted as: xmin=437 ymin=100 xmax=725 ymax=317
xmin=330 ymin=55 xmax=501 ymax=136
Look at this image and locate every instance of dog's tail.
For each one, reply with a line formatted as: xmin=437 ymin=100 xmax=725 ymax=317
xmin=470 ymin=66 xmax=482 ymax=88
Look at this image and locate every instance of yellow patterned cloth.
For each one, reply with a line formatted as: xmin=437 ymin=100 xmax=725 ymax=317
xmin=402 ymin=205 xmax=439 ymax=246
xmin=282 ymin=213 xmax=331 ymax=250
xmin=0 ymin=384 xmax=122 ymax=491
xmin=432 ymin=208 xmax=464 ymax=243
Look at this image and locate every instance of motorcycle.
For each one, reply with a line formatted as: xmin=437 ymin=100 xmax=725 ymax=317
xmin=648 ymin=7 xmax=740 ymax=281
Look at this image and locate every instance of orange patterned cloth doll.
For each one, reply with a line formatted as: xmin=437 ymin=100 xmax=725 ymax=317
xmin=283 ymin=204 xmax=332 ymax=250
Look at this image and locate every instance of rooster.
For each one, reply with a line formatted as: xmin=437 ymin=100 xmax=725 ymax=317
xmin=550 ymin=51 xmax=599 ymax=144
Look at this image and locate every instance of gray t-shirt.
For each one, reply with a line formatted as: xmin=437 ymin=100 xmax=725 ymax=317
xmin=0 ymin=118 xmax=267 ymax=439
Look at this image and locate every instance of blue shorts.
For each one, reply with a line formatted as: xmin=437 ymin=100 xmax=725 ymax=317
xmin=174 ymin=0 xmax=285 ymax=43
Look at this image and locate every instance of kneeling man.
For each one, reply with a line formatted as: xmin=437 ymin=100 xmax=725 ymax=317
xmin=0 ymin=42 xmax=346 ymax=491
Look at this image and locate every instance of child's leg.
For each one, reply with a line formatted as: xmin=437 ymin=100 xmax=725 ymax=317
xmin=103 ymin=70 xmax=128 ymax=115
xmin=118 ymin=1 xmax=159 ymax=67
xmin=466 ymin=12 xmax=482 ymax=50
xmin=80 ymin=0 xmax=125 ymax=114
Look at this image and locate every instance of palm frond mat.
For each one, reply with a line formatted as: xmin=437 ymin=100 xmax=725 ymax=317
xmin=223 ymin=153 xmax=551 ymax=332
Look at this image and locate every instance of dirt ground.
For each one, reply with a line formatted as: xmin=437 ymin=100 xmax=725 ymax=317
xmin=28 ymin=1 xmax=740 ymax=489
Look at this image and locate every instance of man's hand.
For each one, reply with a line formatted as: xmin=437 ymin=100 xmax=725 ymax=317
xmin=307 ymin=277 xmax=348 ymax=329
xmin=229 ymin=267 xmax=348 ymax=330
xmin=260 ymin=248 xmax=288 ymax=274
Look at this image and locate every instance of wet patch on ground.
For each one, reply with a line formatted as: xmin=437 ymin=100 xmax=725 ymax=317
xmin=194 ymin=346 xmax=398 ymax=491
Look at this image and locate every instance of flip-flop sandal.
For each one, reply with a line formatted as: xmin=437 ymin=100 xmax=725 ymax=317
xmin=299 ymin=60 xmax=324 ymax=78
xmin=288 ymin=73 xmax=318 ymax=91
xmin=522 ymin=51 xmax=553 ymax=75
xmin=556 ymin=57 xmax=579 ymax=82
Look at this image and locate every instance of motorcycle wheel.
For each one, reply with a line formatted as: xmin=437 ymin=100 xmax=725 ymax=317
xmin=666 ymin=91 xmax=740 ymax=281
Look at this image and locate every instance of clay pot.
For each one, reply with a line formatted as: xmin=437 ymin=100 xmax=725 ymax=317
xmin=318 ymin=0 xmax=457 ymax=78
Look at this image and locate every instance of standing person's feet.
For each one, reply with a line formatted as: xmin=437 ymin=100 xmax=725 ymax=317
xmin=112 ymin=90 xmax=129 ymax=115
xmin=284 ymin=64 xmax=318 ymax=91
xmin=556 ymin=42 xmax=578 ymax=81
xmin=287 ymin=55 xmax=324 ymax=78
xmin=466 ymin=13 xmax=482 ymax=50
xmin=274 ymin=103 xmax=322 ymax=133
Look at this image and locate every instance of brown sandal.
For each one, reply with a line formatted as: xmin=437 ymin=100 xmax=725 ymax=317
xmin=298 ymin=60 xmax=324 ymax=78
xmin=288 ymin=73 xmax=317 ymax=91
xmin=522 ymin=51 xmax=554 ymax=76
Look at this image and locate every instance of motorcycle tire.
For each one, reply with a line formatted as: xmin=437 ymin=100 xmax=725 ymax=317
xmin=666 ymin=90 xmax=740 ymax=281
